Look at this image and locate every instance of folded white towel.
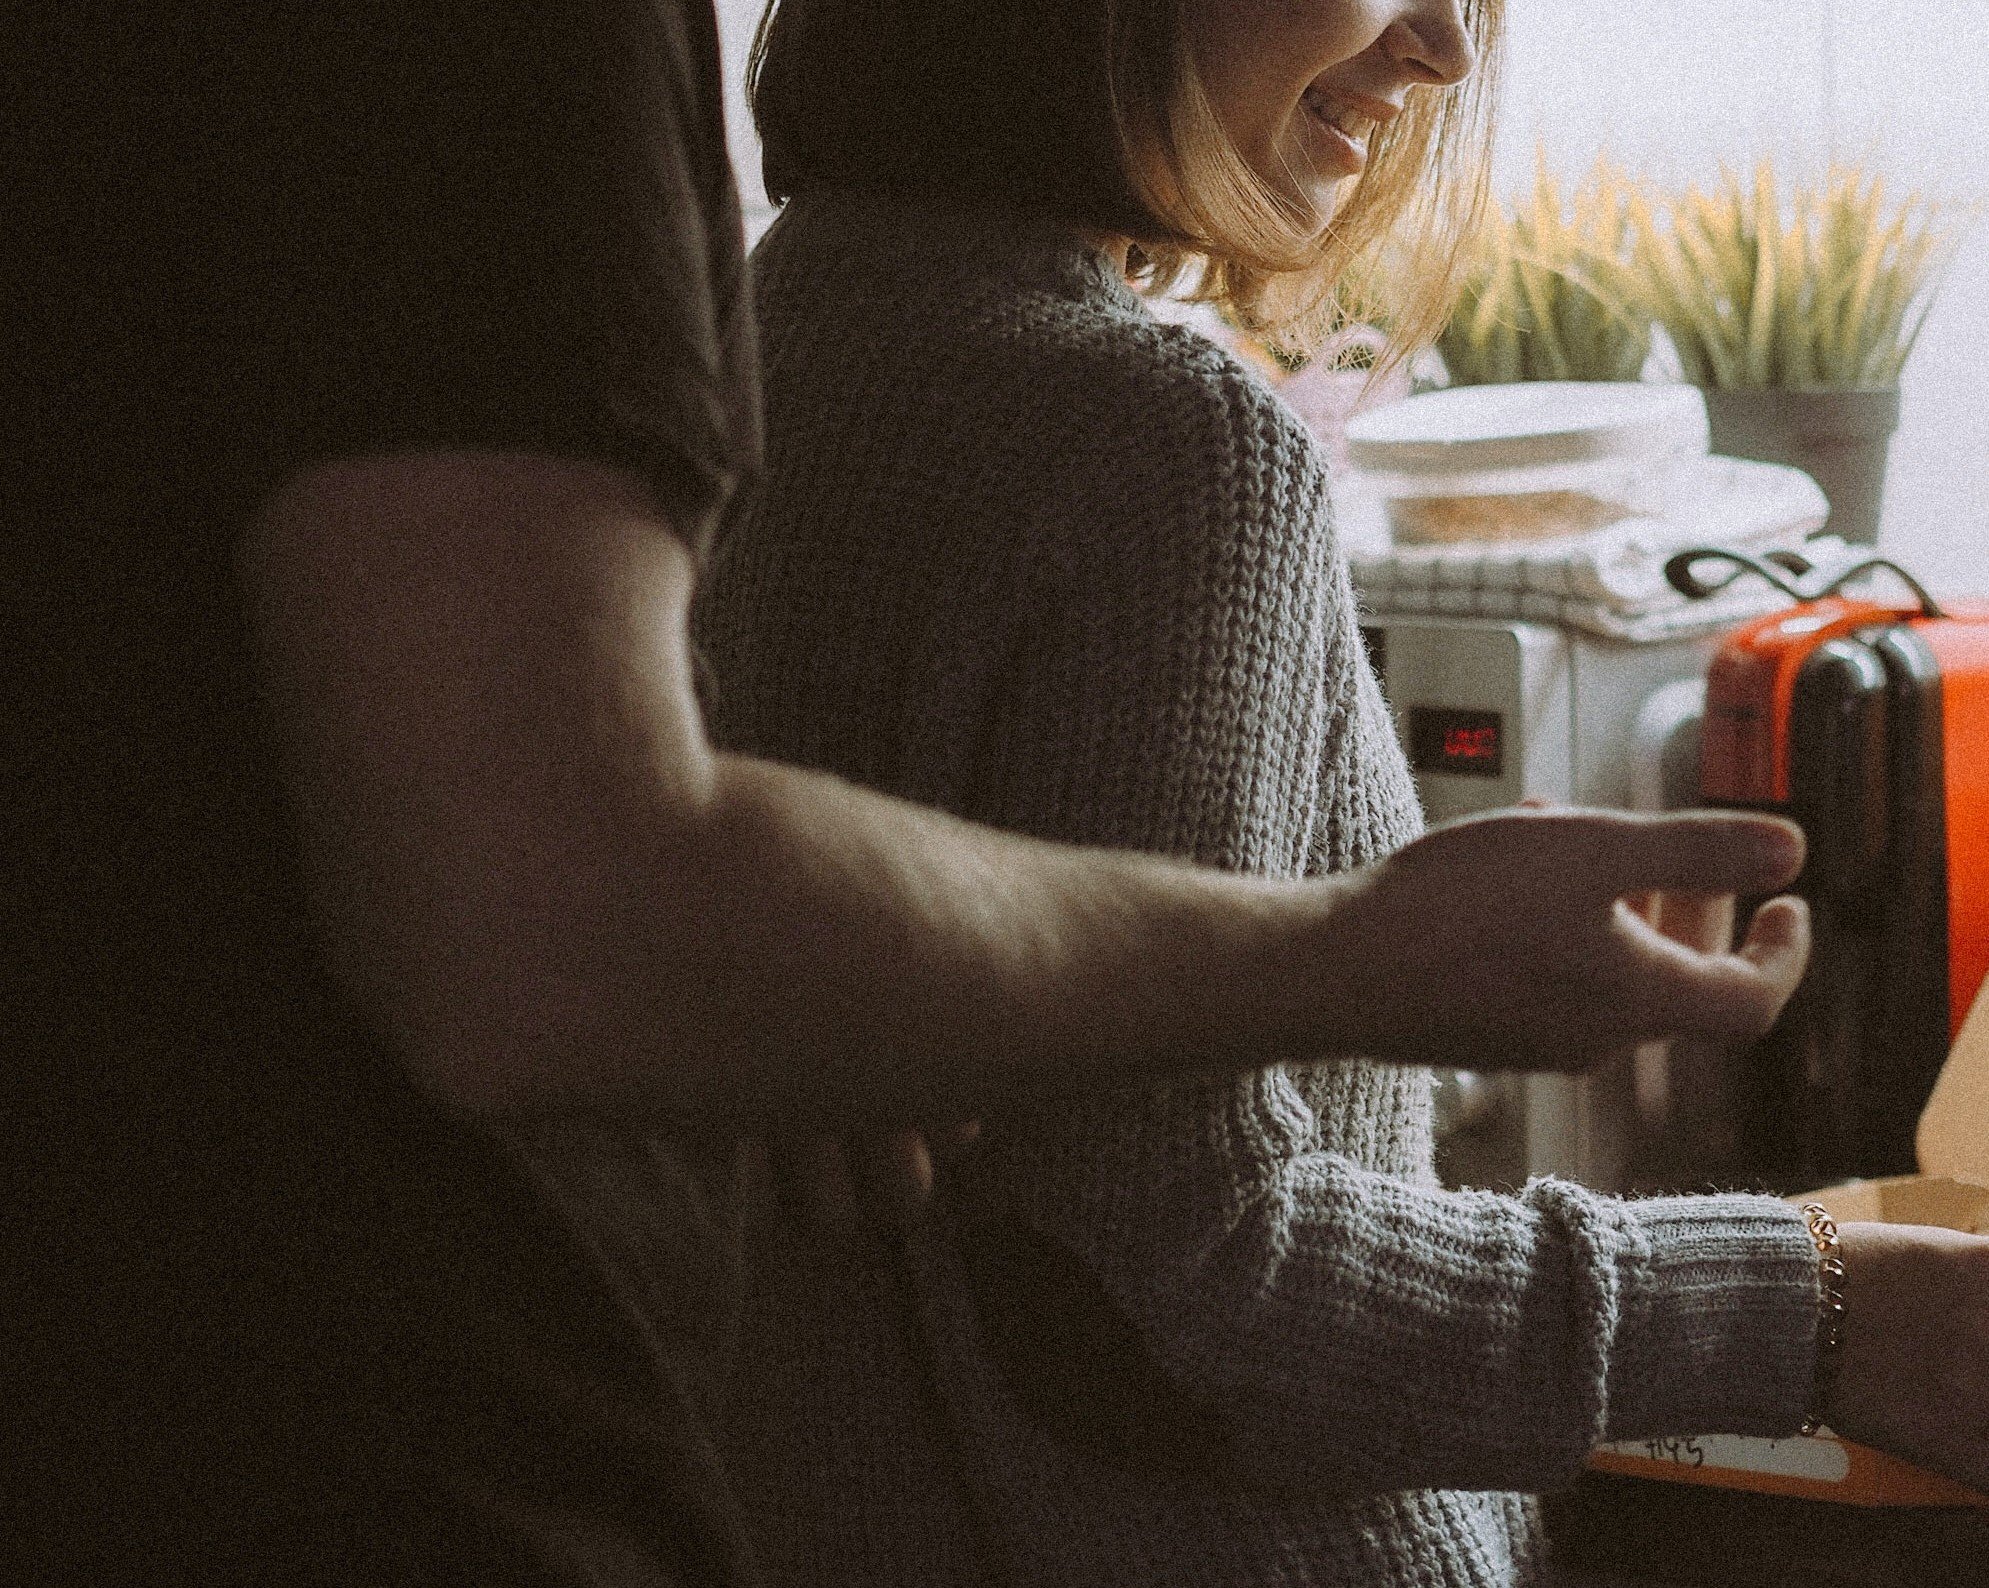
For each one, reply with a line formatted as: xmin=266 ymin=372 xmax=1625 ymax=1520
xmin=1348 ymin=455 xmax=1837 ymax=640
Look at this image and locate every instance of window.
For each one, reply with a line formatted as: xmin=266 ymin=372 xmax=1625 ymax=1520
xmin=716 ymin=0 xmax=1989 ymax=588
xmin=1496 ymin=0 xmax=1989 ymax=591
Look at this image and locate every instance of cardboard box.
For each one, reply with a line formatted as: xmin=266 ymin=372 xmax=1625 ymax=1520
xmin=1587 ymin=981 xmax=1989 ymax=1509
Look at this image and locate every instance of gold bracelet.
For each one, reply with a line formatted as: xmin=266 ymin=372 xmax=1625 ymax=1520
xmin=1799 ymin=1202 xmax=1849 ymax=1437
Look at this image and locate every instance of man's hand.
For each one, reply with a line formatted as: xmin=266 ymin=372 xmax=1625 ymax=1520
xmin=763 ymin=1123 xmax=982 ymax=1238
xmin=1310 ymin=808 xmax=1810 ymax=1074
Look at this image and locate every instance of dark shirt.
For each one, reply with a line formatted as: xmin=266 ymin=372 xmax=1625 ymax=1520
xmin=17 ymin=4 xmax=757 ymax=1582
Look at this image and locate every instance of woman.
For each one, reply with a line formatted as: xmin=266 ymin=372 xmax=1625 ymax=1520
xmin=694 ymin=1 xmax=1985 ymax=1583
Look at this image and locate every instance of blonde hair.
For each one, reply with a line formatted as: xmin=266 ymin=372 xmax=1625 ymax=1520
xmin=751 ymin=0 xmax=1501 ymax=366
xmin=1119 ymin=0 xmax=1504 ymax=367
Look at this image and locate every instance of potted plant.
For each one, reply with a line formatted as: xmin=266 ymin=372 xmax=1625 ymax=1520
xmin=1625 ymin=160 xmax=1964 ymax=545
xmin=1436 ymin=156 xmax=1652 ymax=387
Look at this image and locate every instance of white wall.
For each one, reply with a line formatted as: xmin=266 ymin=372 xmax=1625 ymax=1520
xmin=716 ymin=0 xmax=773 ymax=225
xmin=1493 ymin=0 xmax=1989 ymax=591
xmin=715 ymin=0 xmax=1989 ymax=591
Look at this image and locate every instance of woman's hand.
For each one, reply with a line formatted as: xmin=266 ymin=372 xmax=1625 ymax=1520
xmin=1824 ymin=1221 xmax=1989 ymax=1494
xmin=1309 ymin=807 xmax=1810 ymax=1074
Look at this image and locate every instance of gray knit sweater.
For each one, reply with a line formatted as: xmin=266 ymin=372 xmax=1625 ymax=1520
xmin=693 ymin=189 xmax=1821 ymax=1588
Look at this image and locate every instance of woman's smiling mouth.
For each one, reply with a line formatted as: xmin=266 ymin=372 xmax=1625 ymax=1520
xmin=1299 ymin=88 xmax=1378 ymax=175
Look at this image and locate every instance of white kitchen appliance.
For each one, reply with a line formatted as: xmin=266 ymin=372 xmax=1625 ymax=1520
xmin=1358 ymin=615 xmax=1717 ymax=820
xmin=1359 ymin=614 xmax=1718 ymax=1192
xmin=1340 ymin=446 xmax=1836 ymax=1192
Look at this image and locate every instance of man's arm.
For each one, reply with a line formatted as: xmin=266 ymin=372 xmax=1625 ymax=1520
xmin=241 ymin=451 xmax=1809 ymax=1128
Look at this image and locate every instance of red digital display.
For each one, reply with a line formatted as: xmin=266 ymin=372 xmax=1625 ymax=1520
xmin=1443 ymin=724 xmax=1500 ymax=762
xmin=1408 ymin=707 xmax=1505 ymax=778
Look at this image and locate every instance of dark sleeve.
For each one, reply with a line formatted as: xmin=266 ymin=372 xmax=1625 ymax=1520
xmin=184 ymin=0 xmax=760 ymax=528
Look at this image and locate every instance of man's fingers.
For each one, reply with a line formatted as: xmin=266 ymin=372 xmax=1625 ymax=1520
xmin=1628 ymin=892 xmax=1811 ymax=1044
xmin=1734 ymin=894 xmax=1811 ymax=994
xmin=1623 ymin=887 xmax=1813 ymax=1050
xmin=1651 ymin=890 xmax=1736 ymax=955
xmin=1429 ymin=807 xmax=1804 ymax=899
xmin=1583 ymin=810 xmax=1806 ymax=898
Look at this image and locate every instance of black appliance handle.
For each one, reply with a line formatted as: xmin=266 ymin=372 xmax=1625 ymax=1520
xmin=1663 ymin=546 xmax=1949 ymax=619
xmin=1663 ymin=547 xmax=1817 ymax=602
xmin=1806 ymin=556 xmax=1949 ymax=619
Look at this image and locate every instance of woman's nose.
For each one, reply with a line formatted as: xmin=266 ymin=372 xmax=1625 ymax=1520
xmin=1382 ymin=0 xmax=1476 ymax=88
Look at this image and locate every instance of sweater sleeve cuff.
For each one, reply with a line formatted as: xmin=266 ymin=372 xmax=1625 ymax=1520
xmin=1605 ymin=1192 xmax=1821 ymax=1440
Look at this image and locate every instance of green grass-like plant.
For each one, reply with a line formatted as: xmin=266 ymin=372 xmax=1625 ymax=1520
xmin=1627 ymin=160 xmax=1962 ymax=390
xmin=1438 ymin=157 xmax=1652 ymax=386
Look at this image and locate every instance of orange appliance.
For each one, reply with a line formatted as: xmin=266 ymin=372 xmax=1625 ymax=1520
xmin=1683 ymin=549 xmax=1989 ymax=1188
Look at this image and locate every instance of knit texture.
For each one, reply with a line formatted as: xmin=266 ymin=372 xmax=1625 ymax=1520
xmin=694 ymin=189 xmax=1822 ymax=1588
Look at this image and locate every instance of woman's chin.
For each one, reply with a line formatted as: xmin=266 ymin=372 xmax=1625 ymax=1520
xmin=1274 ymin=181 xmax=1346 ymax=237
xmin=1260 ymin=155 xmax=1351 ymax=232
xmin=1305 ymin=182 xmax=1350 ymax=226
